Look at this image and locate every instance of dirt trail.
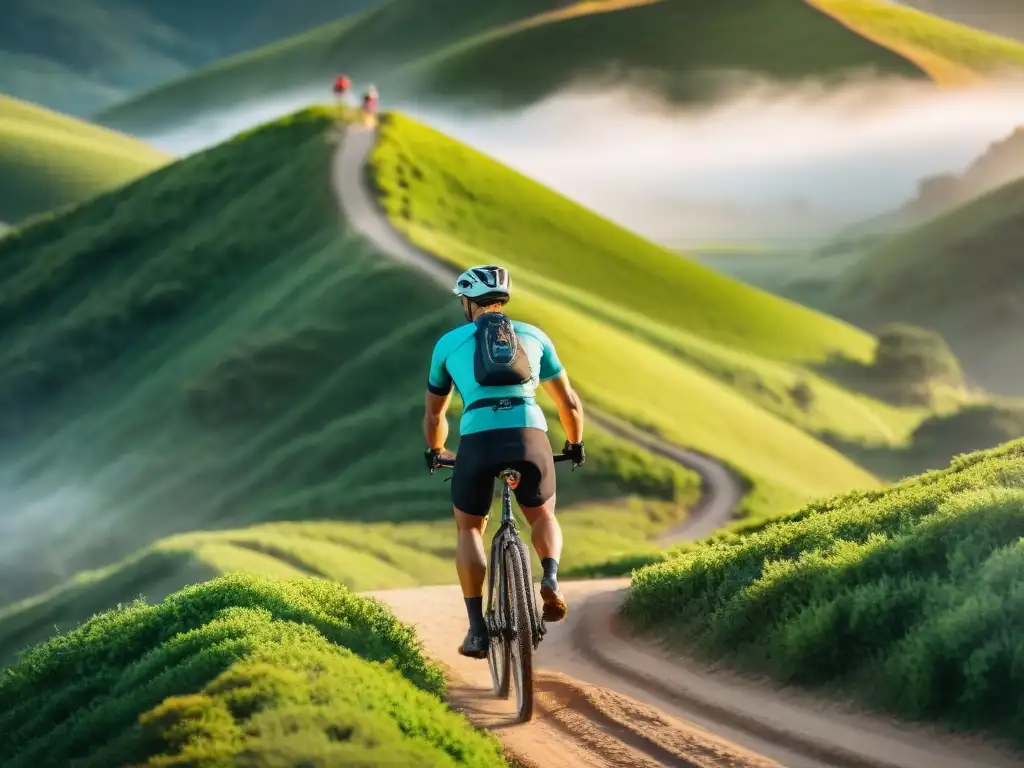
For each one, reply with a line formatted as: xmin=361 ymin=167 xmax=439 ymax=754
xmin=336 ymin=124 xmax=1021 ymax=768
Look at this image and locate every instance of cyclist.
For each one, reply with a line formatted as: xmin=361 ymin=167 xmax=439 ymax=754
xmin=423 ymin=265 xmax=586 ymax=659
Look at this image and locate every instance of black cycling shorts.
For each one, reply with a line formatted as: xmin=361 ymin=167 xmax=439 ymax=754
xmin=451 ymin=427 xmax=556 ymax=516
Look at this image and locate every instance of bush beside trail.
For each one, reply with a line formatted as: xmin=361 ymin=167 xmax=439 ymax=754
xmin=0 ymin=573 xmax=506 ymax=768
xmin=625 ymin=439 xmax=1024 ymax=744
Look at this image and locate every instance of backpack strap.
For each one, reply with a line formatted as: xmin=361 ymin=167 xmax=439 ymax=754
xmin=464 ymin=396 xmax=533 ymax=413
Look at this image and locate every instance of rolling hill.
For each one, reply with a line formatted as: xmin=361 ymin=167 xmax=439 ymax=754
xmin=807 ymin=0 xmax=1024 ymax=84
xmin=828 ymin=173 xmax=1024 ymax=395
xmin=0 ymin=0 xmax=380 ymax=116
xmin=95 ymin=0 xmax=559 ymax=134
xmin=0 ymin=94 xmax=169 ymax=223
xmin=97 ymin=0 xmax=1024 ymax=138
xmin=839 ymin=124 xmax=1024 ymax=238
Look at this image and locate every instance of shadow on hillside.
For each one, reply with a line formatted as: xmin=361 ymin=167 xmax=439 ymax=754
xmin=816 ymin=399 xmax=1024 ymax=483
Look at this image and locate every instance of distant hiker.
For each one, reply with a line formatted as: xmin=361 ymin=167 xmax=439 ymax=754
xmin=333 ymin=74 xmax=351 ymax=106
xmin=362 ymin=84 xmax=379 ymax=114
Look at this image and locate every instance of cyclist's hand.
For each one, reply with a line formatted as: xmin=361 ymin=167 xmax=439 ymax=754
xmin=424 ymin=447 xmax=442 ymax=472
xmin=424 ymin=447 xmax=454 ymax=472
xmin=564 ymin=440 xmax=585 ymax=468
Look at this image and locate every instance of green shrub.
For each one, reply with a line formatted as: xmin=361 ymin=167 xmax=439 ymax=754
xmin=625 ymin=439 xmax=1024 ymax=742
xmin=0 ymin=573 xmax=504 ymax=768
xmin=875 ymin=323 xmax=963 ymax=388
xmin=819 ymin=323 xmax=964 ymax=406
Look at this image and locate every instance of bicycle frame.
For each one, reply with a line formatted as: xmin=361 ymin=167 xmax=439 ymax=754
xmin=489 ymin=469 xmax=546 ymax=649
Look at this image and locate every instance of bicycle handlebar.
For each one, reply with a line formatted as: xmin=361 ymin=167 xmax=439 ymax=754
xmin=430 ymin=451 xmax=574 ymax=473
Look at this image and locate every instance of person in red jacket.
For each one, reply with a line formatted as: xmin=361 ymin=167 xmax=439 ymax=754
xmin=333 ymin=74 xmax=351 ymax=107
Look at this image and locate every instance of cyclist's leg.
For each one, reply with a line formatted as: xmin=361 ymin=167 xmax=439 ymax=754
xmin=519 ymin=496 xmax=562 ymax=567
xmin=512 ymin=429 xmax=567 ymax=622
xmin=453 ymin=507 xmax=488 ymax=597
xmin=451 ymin=433 xmax=496 ymax=658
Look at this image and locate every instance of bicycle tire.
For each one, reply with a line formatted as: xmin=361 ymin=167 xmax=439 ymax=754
xmin=487 ymin=535 xmax=510 ymax=699
xmin=505 ymin=536 xmax=536 ymax=722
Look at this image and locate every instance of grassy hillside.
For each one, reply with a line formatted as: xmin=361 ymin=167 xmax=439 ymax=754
xmin=97 ymin=0 xmax=559 ymax=133
xmin=828 ymin=174 xmax=1024 ymax=395
xmin=97 ymin=0 xmax=1024 ymax=137
xmin=1 ymin=0 xmax=379 ymax=115
xmin=366 ymin=113 xmax=954 ymax=522
xmin=0 ymin=572 xmax=507 ymax=767
xmin=414 ymin=0 xmax=926 ymax=108
xmin=0 ymin=105 xmax=697 ymax=620
xmin=0 ymin=94 xmax=169 ymax=223
xmin=809 ymin=0 xmax=1024 ymax=84
xmin=626 ymin=438 xmax=1024 ymax=744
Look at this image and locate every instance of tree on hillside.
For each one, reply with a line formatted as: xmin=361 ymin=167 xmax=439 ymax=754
xmin=872 ymin=324 xmax=963 ymax=404
xmin=875 ymin=324 xmax=961 ymax=381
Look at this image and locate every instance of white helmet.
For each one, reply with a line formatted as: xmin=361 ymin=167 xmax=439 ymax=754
xmin=453 ymin=265 xmax=511 ymax=302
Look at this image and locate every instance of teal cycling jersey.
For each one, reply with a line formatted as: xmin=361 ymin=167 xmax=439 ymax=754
xmin=427 ymin=320 xmax=564 ymax=435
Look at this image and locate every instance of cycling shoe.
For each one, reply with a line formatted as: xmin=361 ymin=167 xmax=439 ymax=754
xmin=540 ymin=577 xmax=568 ymax=622
xmin=458 ymin=629 xmax=489 ymax=659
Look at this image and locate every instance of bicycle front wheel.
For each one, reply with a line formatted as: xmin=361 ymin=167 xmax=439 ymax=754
xmin=505 ymin=538 xmax=536 ymax=722
xmin=487 ymin=540 xmax=510 ymax=699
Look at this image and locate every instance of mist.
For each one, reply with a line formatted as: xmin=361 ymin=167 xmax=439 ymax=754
xmin=0 ymin=480 xmax=108 ymax=602
xmin=139 ymin=73 xmax=1024 ymax=246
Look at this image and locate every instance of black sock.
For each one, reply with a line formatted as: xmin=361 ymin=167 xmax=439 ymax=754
xmin=464 ymin=596 xmax=486 ymax=635
xmin=541 ymin=557 xmax=558 ymax=580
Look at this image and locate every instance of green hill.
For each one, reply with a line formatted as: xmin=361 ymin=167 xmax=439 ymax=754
xmin=0 ymin=94 xmax=169 ymax=223
xmin=626 ymin=438 xmax=1024 ymax=745
xmin=365 ymin=113 xmax=944 ymax=516
xmin=808 ymin=0 xmax=1024 ymax=84
xmin=0 ymin=0 xmax=379 ymax=115
xmin=96 ymin=0 xmax=557 ymax=134
xmin=412 ymin=0 xmax=925 ymax=108
xmin=0 ymin=572 xmax=507 ymax=767
xmin=828 ymin=174 xmax=1024 ymax=395
xmin=0 ymin=106 xmax=696 ymax=619
xmin=97 ymin=0 xmax=1024 ymax=137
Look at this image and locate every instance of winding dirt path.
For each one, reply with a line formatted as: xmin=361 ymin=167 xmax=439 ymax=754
xmin=336 ymin=124 xmax=1021 ymax=768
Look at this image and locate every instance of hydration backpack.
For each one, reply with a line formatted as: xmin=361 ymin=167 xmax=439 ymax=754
xmin=473 ymin=312 xmax=532 ymax=386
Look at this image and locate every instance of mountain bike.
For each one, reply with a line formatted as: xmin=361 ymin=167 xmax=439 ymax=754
xmin=431 ymin=450 xmax=575 ymax=722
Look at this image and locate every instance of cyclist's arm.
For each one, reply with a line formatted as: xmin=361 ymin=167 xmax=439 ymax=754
xmin=424 ymin=390 xmax=452 ymax=451
xmin=541 ymin=372 xmax=584 ymax=444
xmin=535 ymin=331 xmax=583 ymax=443
xmin=425 ymin=339 xmax=454 ymax=451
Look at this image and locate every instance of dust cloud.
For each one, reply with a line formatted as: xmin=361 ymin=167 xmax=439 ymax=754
xmin=140 ymin=73 xmax=1024 ymax=246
